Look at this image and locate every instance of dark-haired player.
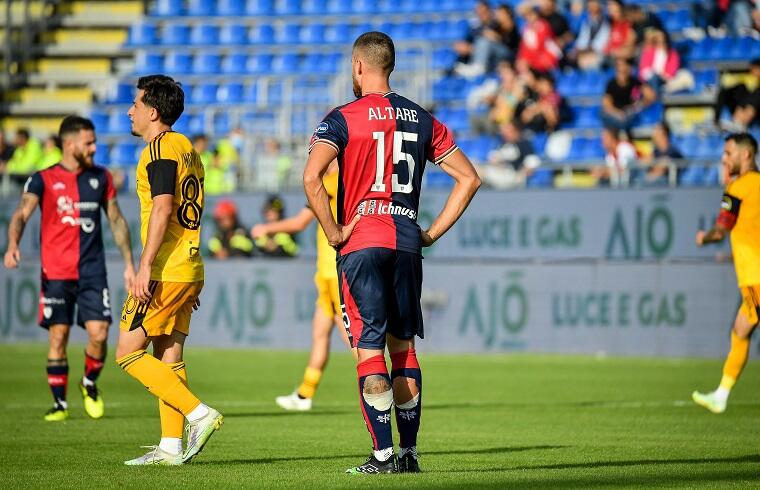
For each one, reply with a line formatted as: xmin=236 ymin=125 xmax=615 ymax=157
xmin=115 ymin=75 xmax=222 ymax=466
xmin=3 ymin=116 xmax=135 ymax=421
xmin=693 ymin=133 xmax=760 ymax=414
xmin=304 ymin=32 xmax=481 ymax=474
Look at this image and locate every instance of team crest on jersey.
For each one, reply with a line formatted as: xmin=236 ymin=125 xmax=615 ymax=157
xmin=89 ymin=178 xmax=99 ymax=190
xmin=43 ymin=307 xmax=52 ymax=319
xmin=315 ymin=122 xmax=329 ymax=134
xmin=53 ymin=182 xmax=66 ymax=190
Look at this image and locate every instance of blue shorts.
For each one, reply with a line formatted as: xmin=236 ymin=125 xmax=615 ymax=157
xmin=38 ymin=277 xmax=112 ymax=329
xmin=338 ymin=247 xmax=423 ymax=350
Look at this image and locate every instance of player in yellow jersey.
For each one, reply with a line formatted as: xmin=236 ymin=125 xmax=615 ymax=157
xmin=114 ymin=75 xmax=222 ymax=465
xmin=251 ymin=161 xmax=356 ymax=411
xmin=693 ymin=133 xmax=760 ymax=414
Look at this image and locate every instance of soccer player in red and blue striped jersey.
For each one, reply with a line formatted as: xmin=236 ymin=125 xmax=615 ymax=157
xmin=304 ymin=32 xmax=481 ymax=474
xmin=3 ymin=116 xmax=135 ymax=421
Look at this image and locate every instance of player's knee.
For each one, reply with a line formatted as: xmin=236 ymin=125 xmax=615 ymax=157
xmin=89 ymin=328 xmax=108 ymax=346
xmin=362 ymin=375 xmax=394 ymax=411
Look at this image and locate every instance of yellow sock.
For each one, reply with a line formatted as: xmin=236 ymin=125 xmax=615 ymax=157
xmin=117 ymin=350 xmax=200 ymax=415
xmin=296 ymin=367 xmax=322 ymax=399
xmin=160 ymin=361 xmax=187 ymax=438
xmin=721 ymin=331 xmax=750 ymax=389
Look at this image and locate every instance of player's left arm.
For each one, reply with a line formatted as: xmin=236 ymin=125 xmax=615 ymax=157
xmin=303 ymin=144 xmax=359 ymax=248
xmin=697 ymin=191 xmax=740 ymax=246
xmin=106 ymin=198 xmax=136 ymax=290
xmin=422 ymin=149 xmax=481 ymax=246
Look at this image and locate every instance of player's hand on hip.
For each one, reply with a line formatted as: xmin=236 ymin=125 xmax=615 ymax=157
xmin=421 ymin=229 xmax=436 ymax=247
xmin=695 ymin=230 xmax=706 ymax=246
xmin=3 ymin=248 xmax=20 ymax=269
xmin=192 ymin=297 xmax=200 ymax=311
xmin=329 ymin=214 xmax=360 ymax=248
xmin=132 ymin=265 xmax=153 ymax=304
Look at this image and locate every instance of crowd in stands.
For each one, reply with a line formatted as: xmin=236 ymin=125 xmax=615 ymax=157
xmin=446 ymin=0 xmax=760 ymax=188
xmin=0 ymin=129 xmax=63 ymax=186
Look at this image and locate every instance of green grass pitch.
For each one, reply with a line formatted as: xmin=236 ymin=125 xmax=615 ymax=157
xmin=2 ymin=344 xmax=760 ymax=488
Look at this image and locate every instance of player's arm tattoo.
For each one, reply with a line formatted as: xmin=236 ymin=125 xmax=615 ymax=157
xmin=7 ymin=193 xmax=39 ymax=249
xmin=106 ymin=199 xmax=134 ymax=267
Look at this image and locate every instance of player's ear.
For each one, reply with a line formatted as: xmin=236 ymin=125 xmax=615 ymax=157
xmin=149 ymin=106 xmax=160 ymax=123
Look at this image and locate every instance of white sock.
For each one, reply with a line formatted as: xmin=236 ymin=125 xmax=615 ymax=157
xmin=399 ymin=446 xmax=417 ymax=459
xmin=186 ymin=403 xmax=209 ymax=423
xmin=374 ymin=447 xmax=394 ymax=462
xmin=714 ymin=386 xmax=730 ymax=404
xmin=82 ymin=376 xmax=95 ymax=387
xmin=159 ymin=437 xmax=182 ymax=455
xmin=56 ymin=399 xmax=68 ymax=409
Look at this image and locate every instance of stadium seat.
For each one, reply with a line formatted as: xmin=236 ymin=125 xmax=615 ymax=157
xmin=188 ymin=113 xmax=206 ymax=134
xmin=353 ymin=0 xmax=378 ymax=14
xmin=217 ymin=0 xmax=246 ymax=15
xmin=192 ymin=53 xmax=221 ymax=75
xmin=190 ymin=23 xmax=220 ymax=45
xmin=127 ymin=22 xmax=156 ymax=46
xmin=325 ymin=23 xmax=351 ymax=44
xmin=221 ymin=53 xmax=247 ymax=74
xmin=88 ymin=111 xmax=109 ymax=132
xmin=326 ymin=0 xmax=351 ymax=14
xmin=246 ymin=0 xmax=275 ymax=15
xmin=107 ymin=83 xmax=134 ymax=104
xmin=160 ymin=23 xmax=190 ymax=45
xmin=187 ymin=0 xmax=215 ymax=16
xmin=217 ymin=83 xmax=245 ymax=103
xmin=277 ymin=23 xmax=301 ymax=44
xmin=109 ymin=142 xmax=138 ymax=165
xmin=243 ymin=82 xmax=259 ymax=103
xmin=267 ymin=80 xmax=284 ymax=104
xmin=164 ymin=52 xmax=193 ymax=74
xmin=272 ymin=53 xmax=300 ymax=74
xmin=302 ymin=53 xmax=324 ymax=74
xmin=190 ymin=83 xmax=218 ymax=105
xmin=303 ymin=0 xmax=328 ymax=14
xmin=107 ymin=112 xmax=132 ymax=135
xmin=246 ymin=53 xmax=273 ymax=74
xmin=350 ymin=23 xmax=373 ymax=40
xmin=275 ymin=0 xmax=301 ymax=15
xmin=214 ymin=113 xmax=231 ymax=135
xmin=249 ymin=24 xmax=275 ymax=44
xmin=301 ymin=24 xmax=325 ymax=44
xmin=526 ymin=168 xmax=554 ymax=188
xmin=154 ymin=0 xmax=184 ymax=16
xmin=134 ymin=52 xmax=164 ymax=74
xmin=172 ymin=114 xmax=191 ymax=135
xmin=219 ymin=24 xmax=248 ymax=45
xmin=432 ymin=48 xmax=456 ymax=70
xmin=636 ymin=103 xmax=663 ymax=126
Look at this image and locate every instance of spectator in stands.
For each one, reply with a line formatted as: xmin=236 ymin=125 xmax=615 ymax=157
xmin=0 ymin=132 xmax=16 ymax=172
xmin=254 ymin=195 xmax=299 ymax=257
xmin=516 ymin=72 xmax=564 ymax=132
xmin=455 ymin=3 xmax=519 ymax=78
xmin=6 ymin=129 xmax=43 ymax=183
xmin=38 ymin=135 xmax=62 ymax=170
xmin=605 ymin=0 xmax=636 ymax=62
xmin=537 ymin=0 xmax=574 ymax=49
xmin=592 ymin=127 xmax=637 ymax=186
xmin=569 ymin=0 xmax=610 ymax=71
xmin=478 ymin=121 xmax=540 ymax=188
xmin=601 ymin=57 xmax=656 ymax=134
xmin=469 ymin=61 xmax=525 ymax=135
xmin=638 ymin=29 xmax=694 ymax=94
xmin=640 ymin=121 xmax=683 ymax=185
xmin=715 ymin=58 xmax=760 ymax=128
xmin=517 ymin=6 xmax=563 ymax=73
xmin=208 ymin=199 xmax=254 ymax=259
xmin=721 ymin=103 xmax=758 ymax=133
xmin=192 ymin=133 xmax=213 ymax=166
xmin=195 ymin=133 xmax=236 ymax=195
xmin=724 ymin=0 xmax=755 ymax=36
xmin=257 ymin=138 xmax=293 ymax=190
xmin=624 ymin=4 xmax=666 ymax=47
xmin=452 ymin=1 xmax=495 ymax=74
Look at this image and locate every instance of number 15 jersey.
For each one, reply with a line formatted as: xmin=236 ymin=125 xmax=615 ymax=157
xmin=310 ymin=92 xmax=458 ymax=257
xmin=136 ymin=130 xmax=204 ymax=282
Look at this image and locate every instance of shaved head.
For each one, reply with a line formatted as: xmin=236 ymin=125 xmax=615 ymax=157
xmin=352 ymin=31 xmax=395 ymax=75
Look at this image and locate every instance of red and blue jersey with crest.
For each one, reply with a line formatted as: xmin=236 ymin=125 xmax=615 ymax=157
xmin=24 ymin=164 xmax=116 ymax=280
xmin=309 ymin=92 xmax=458 ymax=256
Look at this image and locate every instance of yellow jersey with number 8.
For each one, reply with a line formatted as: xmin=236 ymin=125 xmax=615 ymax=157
xmin=136 ymin=131 xmax=204 ymax=282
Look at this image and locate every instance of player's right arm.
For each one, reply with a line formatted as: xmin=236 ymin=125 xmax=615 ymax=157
xmin=697 ymin=188 xmax=741 ymax=246
xmin=4 ymin=192 xmax=39 ymax=268
xmin=251 ymin=206 xmax=315 ymax=239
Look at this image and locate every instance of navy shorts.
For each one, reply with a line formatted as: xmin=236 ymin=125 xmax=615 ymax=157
xmin=338 ymin=247 xmax=423 ymax=350
xmin=38 ymin=277 xmax=112 ymax=329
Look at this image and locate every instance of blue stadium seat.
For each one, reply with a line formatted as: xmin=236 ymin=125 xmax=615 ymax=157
xmin=325 ymin=23 xmax=351 ymax=44
xmin=134 ymin=52 xmax=164 ymax=74
xmin=688 ymin=38 xmax=710 ymax=61
xmin=321 ymin=52 xmax=342 ymax=73
xmin=302 ymin=53 xmax=324 ymax=74
xmin=89 ymin=111 xmax=109 ymax=132
xmin=277 ymin=23 xmax=301 ymax=44
xmin=301 ymin=24 xmax=325 ymax=44
xmin=154 ymin=0 xmax=184 ymax=16
xmin=326 ymin=0 xmax=351 ymax=14
xmin=636 ymin=103 xmax=663 ymax=126
xmin=164 ymin=52 xmax=192 ymax=74
xmin=244 ymin=83 xmax=260 ymax=103
xmin=246 ymin=0 xmax=274 ymax=15
xmin=569 ymin=105 xmax=600 ymax=129
xmin=678 ymin=165 xmax=705 ymax=186
xmin=189 ymin=24 xmax=219 ymax=45
xmin=107 ymin=83 xmax=134 ymax=104
xmin=275 ymin=0 xmax=301 ymax=15
xmin=432 ymin=48 xmax=456 ymax=70
xmin=161 ymin=23 xmax=190 ymax=45
xmin=249 ymin=24 xmax=275 ymax=44
xmin=127 ymin=22 xmax=156 ymax=46
xmin=192 ymin=52 xmax=221 ymax=75
xmin=350 ymin=23 xmax=373 ymax=40
xmin=190 ymin=83 xmax=218 ymax=104
xmin=394 ymin=22 xmax=416 ymax=41
xmin=376 ymin=0 xmax=396 ymax=14
xmin=214 ymin=114 xmax=231 ymax=135
xmin=217 ymin=0 xmax=246 ymax=15
xmin=217 ymin=83 xmax=245 ymax=103
xmin=187 ymin=0 xmax=215 ymax=16
xmin=221 ymin=53 xmax=247 ymax=74
xmin=448 ymin=19 xmax=469 ymax=41
xmin=246 ymin=53 xmax=273 ymax=73
xmin=425 ymin=169 xmax=454 ymax=189
xmin=109 ymin=142 xmax=138 ymax=165
xmin=353 ymin=0 xmax=377 ymax=14
xmin=172 ymin=114 xmax=191 ymax=135
xmin=219 ymin=24 xmax=248 ymax=45
xmin=271 ymin=53 xmax=300 ymax=74
xmin=187 ymin=114 xmax=205 ymax=134
xmin=303 ymin=0 xmax=328 ymax=14
xmin=526 ymin=168 xmax=554 ymax=188
xmin=267 ymin=81 xmax=283 ymax=104
xmin=428 ymin=20 xmax=449 ymax=41
xmin=107 ymin=112 xmax=132 ymax=135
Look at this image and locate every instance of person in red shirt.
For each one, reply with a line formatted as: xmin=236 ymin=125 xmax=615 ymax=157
xmin=517 ymin=7 xmax=563 ymax=73
xmin=605 ymin=0 xmax=636 ymax=62
xmin=304 ymin=32 xmax=480 ymax=474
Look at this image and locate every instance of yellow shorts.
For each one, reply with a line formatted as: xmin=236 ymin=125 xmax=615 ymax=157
xmin=740 ymin=285 xmax=760 ymax=326
xmin=120 ymin=281 xmax=204 ymax=337
xmin=314 ymin=273 xmax=340 ymax=319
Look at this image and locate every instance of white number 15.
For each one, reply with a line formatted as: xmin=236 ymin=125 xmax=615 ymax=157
xmin=371 ymin=131 xmax=417 ymax=194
